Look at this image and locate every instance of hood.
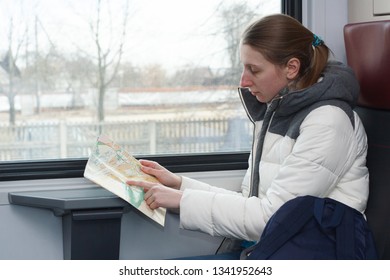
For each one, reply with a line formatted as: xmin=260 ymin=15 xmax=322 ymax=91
xmin=239 ymin=61 xmax=360 ymax=122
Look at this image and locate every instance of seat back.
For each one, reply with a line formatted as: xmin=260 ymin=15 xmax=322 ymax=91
xmin=344 ymin=20 xmax=390 ymax=260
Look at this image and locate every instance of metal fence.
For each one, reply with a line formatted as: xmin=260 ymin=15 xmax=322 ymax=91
xmin=0 ymin=117 xmax=253 ymax=161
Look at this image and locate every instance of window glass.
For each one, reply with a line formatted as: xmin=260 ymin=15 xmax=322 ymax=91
xmin=0 ymin=0 xmax=280 ymax=161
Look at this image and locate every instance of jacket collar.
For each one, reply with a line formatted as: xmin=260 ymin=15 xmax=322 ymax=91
xmin=239 ymin=61 xmax=359 ymax=122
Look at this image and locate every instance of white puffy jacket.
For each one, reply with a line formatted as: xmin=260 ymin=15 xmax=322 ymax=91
xmin=179 ymin=61 xmax=369 ymax=241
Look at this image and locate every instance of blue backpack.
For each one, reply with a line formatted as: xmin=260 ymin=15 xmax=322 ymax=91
xmin=241 ymin=196 xmax=378 ymax=260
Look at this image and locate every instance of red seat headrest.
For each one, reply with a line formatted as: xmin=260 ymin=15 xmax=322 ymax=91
xmin=344 ymin=20 xmax=390 ymax=110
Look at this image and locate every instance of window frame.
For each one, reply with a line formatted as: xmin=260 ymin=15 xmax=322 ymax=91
xmin=282 ymin=0 xmax=302 ymax=22
xmin=0 ymin=1 xmax=301 ymax=182
xmin=0 ymin=152 xmax=250 ymax=181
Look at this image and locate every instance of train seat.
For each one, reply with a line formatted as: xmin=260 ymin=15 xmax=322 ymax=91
xmin=344 ymin=20 xmax=390 ymax=260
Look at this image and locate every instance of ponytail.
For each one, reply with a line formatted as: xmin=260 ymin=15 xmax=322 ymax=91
xmin=298 ymin=38 xmax=330 ymax=89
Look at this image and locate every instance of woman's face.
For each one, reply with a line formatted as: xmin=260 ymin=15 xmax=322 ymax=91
xmin=240 ymin=44 xmax=289 ymax=103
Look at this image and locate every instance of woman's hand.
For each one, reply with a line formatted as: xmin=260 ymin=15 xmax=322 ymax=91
xmin=126 ymin=179 xmax=183 ymax=210
xmin=139 ymin=159 xmax=182 ymax=189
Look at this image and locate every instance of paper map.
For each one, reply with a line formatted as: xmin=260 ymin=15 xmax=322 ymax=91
xmin=84 ymin=135 xmax=166 ymax=226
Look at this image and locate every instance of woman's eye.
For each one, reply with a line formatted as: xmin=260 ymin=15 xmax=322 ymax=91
xmin=249 ymin=67 xmax=259 ymax=74
xmin=243 ymin=65 xmax=260 ymax=75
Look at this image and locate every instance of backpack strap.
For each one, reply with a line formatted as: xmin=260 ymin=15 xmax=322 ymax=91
xmin=242 ymin=196 xmax=315 ymax=259
xmin=314 ymin=198 xmax=356 ymax=259
xmin=335 ymin=203 xmax=356 ymax=259
xmin=314 ymin=197 xmax=344 ymax=227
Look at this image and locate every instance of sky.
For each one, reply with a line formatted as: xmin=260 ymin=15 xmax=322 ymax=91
xmin=0 ymin=0 xmax=281 ymax=71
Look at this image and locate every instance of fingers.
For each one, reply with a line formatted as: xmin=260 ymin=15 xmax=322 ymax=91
xmin=146 ymin=186 xmax=182 ymax=210
xmin=143 ymin=185 xmax=160 ymax=210
xmin=140 ymin=166 xmax=157 ymax=177
xmin=126 ymin=180 xmax=163 ymax=209
xmin=126 ymin=179 xmax=154 ymax=192
xmin=139 ymin=159 xmax=163 ymax=170
xmin=139 ymin=159 xmax=168 ymax=176
xmin=143 ymin=187 xmax=153 ymax=203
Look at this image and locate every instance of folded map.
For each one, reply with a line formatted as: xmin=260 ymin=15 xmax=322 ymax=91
xmin=84 ymin=134 xmax=166 ymax=226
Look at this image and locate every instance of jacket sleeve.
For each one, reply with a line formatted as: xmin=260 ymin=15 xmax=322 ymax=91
xmin=179 ymin=106 xmax=367 ymax=241
xmin=179 ymin=165 xmax=254 ymax=240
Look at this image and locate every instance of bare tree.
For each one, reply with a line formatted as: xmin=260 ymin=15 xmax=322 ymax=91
xmin=90 ymin=0 xmax=130 ymax=122
xmin=218 ymin=3 xmax=257 ymax=83
xmin=1 ymin=17 xmax=25 ymax=125
xmin=63 ymin=54 xmax=95 ymax=107
xmin=32 ymin=15 xmax=57 ymax=114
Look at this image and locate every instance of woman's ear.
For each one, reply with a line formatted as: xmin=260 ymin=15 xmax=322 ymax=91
xmin=286 ymin=58 xmax=300 ymax=80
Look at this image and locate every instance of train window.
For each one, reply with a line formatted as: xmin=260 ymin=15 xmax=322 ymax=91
xmin=0 ymin=0 xmax=288 ymax=180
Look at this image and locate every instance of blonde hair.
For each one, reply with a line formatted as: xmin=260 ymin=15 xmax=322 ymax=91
xmin=241 ymin=14 xmax=329 ymax=90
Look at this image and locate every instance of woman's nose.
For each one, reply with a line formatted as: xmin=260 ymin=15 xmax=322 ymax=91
xmin=240 ymin=71 xmax=252 ymax=87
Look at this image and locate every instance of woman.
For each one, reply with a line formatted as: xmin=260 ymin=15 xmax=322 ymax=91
xmin=127 ymin=14 xmax=369 ymax=255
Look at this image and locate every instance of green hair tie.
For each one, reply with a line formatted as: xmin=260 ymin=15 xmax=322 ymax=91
xmin=312 ymin=34 xmax=323 ymax=47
